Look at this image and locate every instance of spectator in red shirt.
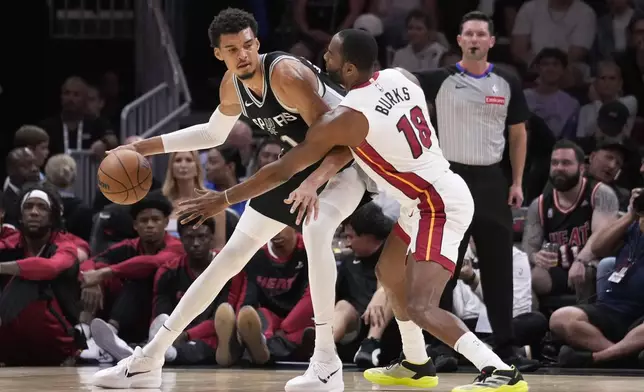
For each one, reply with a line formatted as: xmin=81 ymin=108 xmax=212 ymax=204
xmin=0 ymin=183 xmax=83 ymax=365
xmin=80 ymin=192 xmax=183 ymax=361
xmin=149 ymin=217 xmax=249 ymax=366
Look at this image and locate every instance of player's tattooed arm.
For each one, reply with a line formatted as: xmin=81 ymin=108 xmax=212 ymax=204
xmin=577 ymin=183 xmax=620 ymax=262
xmin=523 ymin=198 xmax=544 ymax=266
xmin=225 ymin=107 xmax=369 ymax=205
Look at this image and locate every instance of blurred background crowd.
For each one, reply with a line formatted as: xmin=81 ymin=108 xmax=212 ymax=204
xmin=1 ymin=0 xmax=644 ymax=373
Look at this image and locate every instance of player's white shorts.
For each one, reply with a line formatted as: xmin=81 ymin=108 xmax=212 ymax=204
xmin=393 ymin=171 xmax=473 ymax=274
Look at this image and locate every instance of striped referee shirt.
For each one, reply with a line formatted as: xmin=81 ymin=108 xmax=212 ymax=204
xmin=416 ymin=64 xmax=530 ymax=166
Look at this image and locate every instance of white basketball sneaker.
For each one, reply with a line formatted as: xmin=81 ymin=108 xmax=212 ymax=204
xmin=285 ymin=351 xmax=344 ymax=392
xmin=91 ymin=347 xmax=164 ymax=389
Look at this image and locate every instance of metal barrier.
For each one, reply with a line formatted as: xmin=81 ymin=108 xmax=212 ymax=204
xmin=61 ymin=0 xmax=191 ymax=204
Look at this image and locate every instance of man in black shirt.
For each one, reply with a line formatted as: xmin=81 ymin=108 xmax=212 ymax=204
xmin=523 ymin=140 xmax=619 ymax=301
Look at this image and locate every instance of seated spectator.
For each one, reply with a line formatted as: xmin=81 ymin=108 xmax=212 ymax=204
xmin=615 ymin=12 xmax=644 ymax=119
xmin=453 ymin=241 xmax=548 ymax=357
xmin=163 ymin=151 xmax=226 ymax=248
xmin=290 ymin=0 xmax=365 ymax=61
xmin=333 ymin=202 xmax=393 ymax=369
xmin=39 ymin=76 xmax=117 ymax=158
xmin=133 ymin=217 xmax=247 ymax=366
xmin=80 ymin=192 xmax=183 ymax=361
xmin=238 ymin=227 xmax=313 ymax=364
xmin=550 ymin=190 xmax=644 ymax=367
xmin=594 ymin=0 xmax=634 ymax=61
xmin=391 ymin=9 xmax=448 ymax=72
xmin=204 ymin=146 xmax=246 ymax=216
xmin=511 ymin=0 xmax=596 ymax=65
xmin=225 ymin=121 xmax=254 ymax=175
xmin=3 ymin=148 xmax=40 ymax=227
xmin=0 ymin=183 xmax=83 ymax=365
xmin=523 ymin=140 xmax=619 ymax=303
xmin=44 ymin=154 xmax=94 ymax=241
xmin=576 ymin=62 xmax=638 ymax=141
xmin=524 ymin=48 xmax=580 ymax=139
xmin=248 ymin=139 xmax=282 ymax=175
xmin=585 ymin=141 xmax=630 ymax=211
xmin=13 ymin=124 xmax=50 ymax=174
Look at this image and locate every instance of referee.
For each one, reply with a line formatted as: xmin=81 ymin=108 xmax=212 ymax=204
xmin=416 ymin=11 xmax=531 ymax=367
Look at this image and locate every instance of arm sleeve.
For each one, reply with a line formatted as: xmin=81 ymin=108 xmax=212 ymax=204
xmin=185 ymin=320 xmax=216 ymax=341
xmin=160 ymin=107 xmax=240 ymax=153
xmin=503 ymin=71 xmax=531 ymax=125
xmin=17 ymin=243 xmax=78 ymax=280
xmin=109 ymin=246 xmax=184 ymax=280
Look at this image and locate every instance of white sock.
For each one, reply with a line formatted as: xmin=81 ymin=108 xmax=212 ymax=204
xmin=302 ymin=202 xmax=345 ymax=356
xmin=396 ymin=319 xmax=429 ymax=364
xmin=454 ymin=332 xmax=511 ymax=371
xmin=143 ymin=223 xmax=281 ymax=359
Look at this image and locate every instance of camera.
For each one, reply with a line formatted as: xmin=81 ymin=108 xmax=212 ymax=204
xmin=633 ymin=193 xmax=644 ymax=215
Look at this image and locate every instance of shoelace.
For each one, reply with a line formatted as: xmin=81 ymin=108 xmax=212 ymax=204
xmin=385 ymin=353 xmax=405 ymax=370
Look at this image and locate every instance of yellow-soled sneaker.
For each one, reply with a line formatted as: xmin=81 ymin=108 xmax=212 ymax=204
xmin=452 ymin=366 xmax=528 ymax=392
xmin=363 ymin=356 xmax=439 ymax=388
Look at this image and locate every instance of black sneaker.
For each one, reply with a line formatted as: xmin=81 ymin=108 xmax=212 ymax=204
xmin=214 ymin=303 xmax=243 ymax=366
xmin=363 ymin=354 xmax=439 ymax=388
xmin=452 ymin=366 xmax=528 ymax=392
xmin=557 ymin=345 xmax=593 ymax=368
xmin=353 ymin=337 xmax=382 ymax=369
xmin=426 ymin=344 xmax=459 ymax=372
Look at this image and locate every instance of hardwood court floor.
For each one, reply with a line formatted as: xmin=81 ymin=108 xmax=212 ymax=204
xmin=0 ymin=366 xmax=642 ymax=391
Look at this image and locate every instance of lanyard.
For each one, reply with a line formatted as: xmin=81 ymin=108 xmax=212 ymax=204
xmin=63 ymin=121 xmax=84 ymax=153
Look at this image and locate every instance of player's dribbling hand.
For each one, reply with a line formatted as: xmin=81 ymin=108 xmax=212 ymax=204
xmin=362 ymin=288 xmax=388 ymax=328
xmin=106 ymin=143 xmax=137 ymax=155
xmin=285 ymin=181 xmax=319 ymax=226
xmin=177 ymin=189 xmax=228 ymax=228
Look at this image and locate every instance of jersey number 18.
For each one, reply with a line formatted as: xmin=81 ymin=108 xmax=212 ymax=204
xmin=396 ymin=105 xmax=433 ymax=159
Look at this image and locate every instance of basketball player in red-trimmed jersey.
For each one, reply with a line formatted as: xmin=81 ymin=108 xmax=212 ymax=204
xmin=177 ymin=29 xmax=529 ymax=392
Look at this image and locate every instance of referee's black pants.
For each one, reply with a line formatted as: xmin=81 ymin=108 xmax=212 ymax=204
xmin=441 ymin=162 xmax=515 ymax=358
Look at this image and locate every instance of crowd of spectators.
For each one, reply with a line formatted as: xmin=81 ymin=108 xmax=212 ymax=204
xmin=2 ymin=0 xmax=644 ymax=372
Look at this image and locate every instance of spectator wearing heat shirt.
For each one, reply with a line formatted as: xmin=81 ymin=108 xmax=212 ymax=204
xmin=524 ymin=48 xmax=580 ymax=139
xmin=80 ymin=193 xmax=183 ymax=361
xmin=523 ymin=140 xmax=619 ymax=302
xmin=204 ymin=146 xmax=246 ymax=217
xmin=334 ymin=203 xmax=393 ymax=369
xmin=236 ymin=227 xmax=312 ymax=364
xmin=125 ymin=217 xmax=248 ymax=366
xmin=550 ymin=189 xmax=644 ymax=367
xmin=0 ymin=184 xmax=83 ymax=365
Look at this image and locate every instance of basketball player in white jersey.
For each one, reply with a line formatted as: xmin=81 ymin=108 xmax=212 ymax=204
xmin=177 ymin=29 xmax=529 ymax=392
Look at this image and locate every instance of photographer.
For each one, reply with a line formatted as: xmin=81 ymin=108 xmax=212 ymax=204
xmin=549 ymin=189 xmax=644 ymax=367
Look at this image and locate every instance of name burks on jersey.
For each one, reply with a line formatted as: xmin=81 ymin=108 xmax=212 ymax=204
xmin=252 ymin=112 xmax=299 ymax=135
xmin=374 ymin=86 xmax=411 ymax=116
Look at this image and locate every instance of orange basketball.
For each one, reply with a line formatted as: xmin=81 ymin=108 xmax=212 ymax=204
xmin=97 ymin=149 xmax=153 ymax=205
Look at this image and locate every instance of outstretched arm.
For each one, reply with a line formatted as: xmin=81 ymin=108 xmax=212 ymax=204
xmin=123 ymin=71 xmax=242 ymax=156
xmin=225 ymin=107 xmax=368 ymax=206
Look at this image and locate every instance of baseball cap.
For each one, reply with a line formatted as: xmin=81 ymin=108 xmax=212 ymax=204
xmin=597 ymin=101 xmax=629 ymax=137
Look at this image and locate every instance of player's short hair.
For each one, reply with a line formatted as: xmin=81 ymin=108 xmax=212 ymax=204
xmin=178 ymin=216 xmax=216 ymax=235
xmin=208 ymin=7 xmax=259 ymax=48
xmin=130 ymin=191 xmax=173 ymax=220
xmin=217 ymin=145 xmax=245 ymax=179
xmin=459 ymin=11 xmax=494 ymax=35
xmin=552 ymin=139 xmax=586 ymax=164
xmin=14 ymin=125 xmax=49 ymax=148
xmin=337 ymin=29 xmax=379 ymax=72
xmin=347 ymin=202 xmax=393 ymax=241
xmin=533 ymin=47 xmax=568 ymax=68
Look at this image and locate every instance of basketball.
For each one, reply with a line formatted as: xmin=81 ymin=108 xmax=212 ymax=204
xmin=97 ymin=149 xmax=153 ymax=205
